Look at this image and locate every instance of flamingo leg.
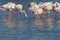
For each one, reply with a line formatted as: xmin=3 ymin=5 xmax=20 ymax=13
xmin=42 ymin=12 xmax=46 ymax=20
xmin=34 ymin=12 xmax=38 ymax=19
xmin=11 ymin=11 xmax=15 ymax=21
xmin=34 ymin=14 xmax=38 ymax=19
xmin=59 ymin=12 xmax=60 ymax=19
xmin=54 ymin=11 xmax=58 ymax=20
xmin=8 ymin=10 xmax=12 ymax=22
xmin=42 ymin=13 xmax=44 ymax=19
xmin=18 ymin=13 xmax=20 ymax=21
xmin=57 ymin=11 xmax=60 ymax=19
xmin=3 ymin=11 xmax=6 ymax=19
xmin=47 ymin=11 xmax=50 ymax=18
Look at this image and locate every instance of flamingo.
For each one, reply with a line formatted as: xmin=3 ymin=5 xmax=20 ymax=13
xmin=28 ymin=2 xmax=37 ymax=12
xmin=34 ymin=6 xmax=44 ymax=19
xmin=1 ymin=2 xmax=16 ymax=21
xmin=38 ymin=3 xmax=47 ymax=19
xmin=28 ymin=2 xmax=44 ymax=19
xmin=53 ymin=2 xmax=60 ymax=19
xmin=42 ymin=2 xmax=53 ymax=18
xmin=0 ymin=2 xmax=27 ymax=21
xmin=6 ymin=2 xmax=28 ymax=20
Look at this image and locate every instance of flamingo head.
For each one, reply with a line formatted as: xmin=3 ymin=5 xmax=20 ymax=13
xmin=30 ymin=2 xmax=37 ymax=6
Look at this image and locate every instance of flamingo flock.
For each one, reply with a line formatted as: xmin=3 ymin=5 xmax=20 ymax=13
xmin=0 ymin=2 xmax=60 ymax=21
xmin=28 ymin=2 xmax=60 ymax=19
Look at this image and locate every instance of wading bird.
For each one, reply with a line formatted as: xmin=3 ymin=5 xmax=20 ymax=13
xmin=53 ymin=2 xmax=60 ymax=19
xmin=0 ymin=2 xmax=15 ymax=21
xmin=42 ymin=2 xmax=53 ymax=18
xmin=0 ymin=2 xmax=28 ymax=21
xmin=1 ymin=2 xmax=16 ymax=21
xmin=28 ymin=2 xmax=45 ymax=19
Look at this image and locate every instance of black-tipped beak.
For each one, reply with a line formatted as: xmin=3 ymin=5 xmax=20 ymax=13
xmin=28 ymin=5 xmax=30 ymax=7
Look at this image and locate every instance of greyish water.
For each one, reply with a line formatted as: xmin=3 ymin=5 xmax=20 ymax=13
xmin=0 ymin=0 xmax=60 ymax=40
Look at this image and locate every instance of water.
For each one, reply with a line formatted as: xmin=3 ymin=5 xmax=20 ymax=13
xmin=0 ymin=18 xmax=60 ymax=40
xmin=0 ymin=0 xmax=60 ymax=40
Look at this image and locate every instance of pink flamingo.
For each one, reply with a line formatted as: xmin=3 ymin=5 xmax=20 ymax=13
xmin=28 ymin=2 xmax=45 ymax=19
xmin=42 ymin=2 xmax=53 ymax=18
xmin=0 ymin=2 xmax=27 ymax=21
xmin=53 ymin=2 xmax=60 ymax=19
xmin=0 ymin=2 xmax=16 ymax=21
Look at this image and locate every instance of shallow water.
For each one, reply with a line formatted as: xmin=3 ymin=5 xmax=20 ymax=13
xmin=0 ymin=0 xmax=60 ymax=40
xmin=0 ymin=18 xmax=60 ymax=40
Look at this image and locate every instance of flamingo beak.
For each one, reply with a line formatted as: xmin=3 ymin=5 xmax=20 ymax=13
xmin=23 ymin=11 xmax=28 ymax=18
